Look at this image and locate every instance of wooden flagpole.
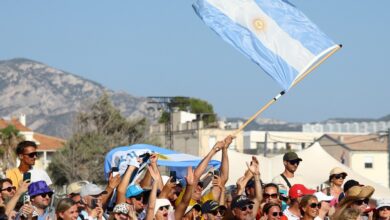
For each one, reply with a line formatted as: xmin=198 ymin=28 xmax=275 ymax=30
xmin=232 ymin=44 xmax=342 ymax=136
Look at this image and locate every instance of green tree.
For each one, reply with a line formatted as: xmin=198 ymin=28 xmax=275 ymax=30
xmin=48 ymin=94 xmax=154 ymax=185
xmin=159 ymin=97 xmax=216 ymax=125
xmin=0 ymin=125 xmax=24 ymax=170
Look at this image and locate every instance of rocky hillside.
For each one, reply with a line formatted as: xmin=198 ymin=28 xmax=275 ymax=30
xmin=0 ymin=58 xmax=159 ymax=138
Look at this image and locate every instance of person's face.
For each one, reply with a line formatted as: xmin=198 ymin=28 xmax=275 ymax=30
xmin=192 ymin=184 xmax=203 ymax=201
xmin=20 ymin=146 xmax=37 ymax=166
xmin=114 ymin=213 xmax=130 ymax=220
xmin=245 ymin=187 xmax=256 ymax=199
xmin=32 ymin=192 xmax=52 ymax=209
xmin=303 ymin=198 xmax=319 ymax=218
xmin=233 ymin=204 xmax=253 ymax=220
xmin=331 ymin=173 xmax=346 ymax=186
xmin=264 ymin=186 xmax=279 ymax=204
xmin=155 ymin=205 xmax=170 ymax=220
xmin=59 ymin=204 xmax=79 ymax=220
xmin=69 ymin=194 xmax=85 ymax=211
xmin=1 ymin=181 xmax=16 ymax=199
xmin=266 ymin=205 xmax=282 ymax=220
xmin=351 ymin=198 xmax=369 ymax=213
xmin=378 ymin=206 xmax=390 ymax=219
xmin=284 ymin=159 xmax=300 ymax=173
xmin=130 ymin=195 xmax=144 ymax=212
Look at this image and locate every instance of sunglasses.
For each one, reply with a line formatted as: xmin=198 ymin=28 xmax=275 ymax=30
xmin=158 ymin=205 xmax=170 ymax=211
xmin=1 ymin=186 xmax=16 ymax=192
xmin=24 ymin=152 xmax=38 ymax=158
xmin=132 ymin=195 xmax=143 ymax=201
xmin=38 ymin=193 xmax=53 ymax=198
xmin=288 ymin=160 xmax=300 ymax=166
xmin=272 ymin=212 xmax=283 ymax=217
xmin=309 ymin=203 xmax=321 ymax=209
xmin=240 ymin=204 xmax=253 ymax=211
xmin=333 ymin=174 xmax=346 ymax=179
xmin=210 ymin=209 xmax=226 ymax=216
xmin=354 ymin=198 xmax=369 ymax=206
xmin=263 ymin=193 xmax=278 ymax=199
xmin=379 ymin=207 xmax=390 ymax=211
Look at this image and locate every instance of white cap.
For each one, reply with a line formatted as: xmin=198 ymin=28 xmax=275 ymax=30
xmin=80 ymin=183 xmax=107 ymax=197
xmin=314 ymin=192 xmax=334 ymax=202
xmin=376 ymin=198 xmax=390 ymax=209
xmin=154 ymin=199 xmax=172 ymax=215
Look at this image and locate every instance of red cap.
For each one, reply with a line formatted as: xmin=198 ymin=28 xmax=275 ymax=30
xmin=289 ymin=184 xmax=316 ymax=199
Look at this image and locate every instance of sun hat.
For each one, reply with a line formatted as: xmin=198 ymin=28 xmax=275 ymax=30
xmin=28 ymin=181 xmax=53 ymax=197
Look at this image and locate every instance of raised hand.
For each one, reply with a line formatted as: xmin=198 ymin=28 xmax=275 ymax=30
xmin=150 ymin=153 xmax=158 ymax=165
xmin=222 ymin=135 xmax=234 ymax=149
xmin=212 ymin=175 xmax=223 ymax=189
xmin=213 ymin=141 xmax=225 ymax=152
xmin=246 ymin=156 xmax=260 ymax=175
xmin=185 ymin=167 xmax=195 ymax=186
xmin=108 ymin=172 xmax=121 ymax=189
xmin=147 ymin=165 xmax=160 ymax=181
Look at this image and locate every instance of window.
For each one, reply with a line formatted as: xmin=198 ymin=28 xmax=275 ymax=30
xmin=364 ymin=157 xmax=373 ymax=169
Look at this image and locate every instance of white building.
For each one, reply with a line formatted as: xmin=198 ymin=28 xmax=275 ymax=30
xmin=303 ymin=121 xmax=390 ymax=134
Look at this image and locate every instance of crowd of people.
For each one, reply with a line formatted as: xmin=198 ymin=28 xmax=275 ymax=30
xmin=0 ymin=138 xmax=389 ymax=220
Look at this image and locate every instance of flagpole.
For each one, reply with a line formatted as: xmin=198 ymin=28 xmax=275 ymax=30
xmin=232 ymin=44 xmax=342 ymax=136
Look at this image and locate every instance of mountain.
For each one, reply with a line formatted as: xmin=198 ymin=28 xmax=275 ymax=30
xmin=0 ymin=58 xmax=159 ymax=138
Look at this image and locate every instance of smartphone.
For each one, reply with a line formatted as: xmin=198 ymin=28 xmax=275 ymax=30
xmin=170 ymin=171 xmax=177 ymax=183
xmin=23 ymin=194 xmax=30 ymax=204
xmin=111 ymin=167 xmax=119 ymax=177
xmin=91 ymin=198 xmax=98 ymax=209
xmin=213 ymin=170 xmax=220 ymax=178
xmin=23 ymin=172 xmax=31 ymax=183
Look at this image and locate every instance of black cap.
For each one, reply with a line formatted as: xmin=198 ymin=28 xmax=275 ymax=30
xmin=201 ymin=200 xmax=220 ymax=213
xmin=283 ymin=152 xmax=302 ymax=161
xmin=343 ymin=179 xmax=360 ymax=192
xmin=231 ymin=195 xmax=254 ymax=209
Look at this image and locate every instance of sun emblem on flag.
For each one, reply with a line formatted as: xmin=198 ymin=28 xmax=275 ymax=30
xmin=253 ymin=18 xmax=265 ymax=31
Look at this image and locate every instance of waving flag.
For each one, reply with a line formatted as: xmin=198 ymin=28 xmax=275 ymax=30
xmin=193 ymin=0 xmax=339 ymax=91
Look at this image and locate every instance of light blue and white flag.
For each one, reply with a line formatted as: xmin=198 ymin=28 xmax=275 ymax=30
xmin=193 ymin=0 xmax=338 ymax=91
xmin=104 ymin=144 xmax=220 ymax=180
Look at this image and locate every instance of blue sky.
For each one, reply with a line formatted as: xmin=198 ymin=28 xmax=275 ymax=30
xmin=0 ymin=1 xmax=389 ymax=123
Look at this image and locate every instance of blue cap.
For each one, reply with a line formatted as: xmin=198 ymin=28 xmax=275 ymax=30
xmin=126 ymin=184 xmax=147 ymax=198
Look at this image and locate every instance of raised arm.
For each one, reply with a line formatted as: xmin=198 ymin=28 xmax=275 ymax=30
xmin=140 ymin=154 xmax=164 ymax=190
xmin=116 ymin=164 xmax=138 ymax=204
xmin=220 ymin=135 xmax=233 ymax=185
xmin=145 ymin=165 xmax=160 ymax=220
xmin=247 ymin=156 xmax=263 ymax=218
xmin=174 ymin=167 xmax=195 ymax=220
xmin=236 ymin=169 xmax=254 ymax=196
xmin=101 ymin=173 xmax=121 ymax=208
xmin=194 ymin=141 xmax=224 ymax=181
xmin=6 ymin=180 xmax=29 ymax=216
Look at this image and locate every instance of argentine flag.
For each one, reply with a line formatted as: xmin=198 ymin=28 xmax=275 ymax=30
xmin=193 ymin=0 xmax=339 ymax=91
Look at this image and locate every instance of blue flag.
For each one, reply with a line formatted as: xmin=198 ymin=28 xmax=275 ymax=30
xmin=193 ymin=0 xmax=338 ymax=91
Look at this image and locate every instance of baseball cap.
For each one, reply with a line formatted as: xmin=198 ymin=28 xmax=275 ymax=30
xmin=376 ymin=198 xmax=390 ymax=209
xmin=126 ymin=184 xmax=149 ymax=198
xmin=283 ymin=152 xmax=302 ymax=161
xmin=185 ymin=203 xmax=201 ymax=215
xmin=80 ymin=183 xmax=107 ymax=197
xmin=201 ymin=200 xmax=224 ymax=213
xmin=329 ymin=167 xmax=347 ymax=176
xmin=154 ymin=199 xmax=172 ymax=215
xmin=314 ymin=192 xmax=334 ymax=202
xmin=231 ymin=195 xmax=254 ymax=209
xmin=67 ymin=181 xmax=89 ymax=195
xmin=343 ymin=179 xmax=360 ymax=193
xmin=289 ymin=184 xmax=316 ymax=199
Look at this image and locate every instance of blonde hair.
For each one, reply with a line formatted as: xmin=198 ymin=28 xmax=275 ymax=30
xmin=56 ymin=198 xmax=76 ymax=220
xmin=333 ymin=208 xmax=361 ymax=220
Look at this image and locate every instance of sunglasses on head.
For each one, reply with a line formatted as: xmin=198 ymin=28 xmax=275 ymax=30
xmin=272 ymin=212 xmax=283 ymax=217
xmin=354 ymin=198 xmax=369 ymax=206
xmin=309 ymin=203 xmax=321 ymax=209
xmin=288 ymin=160 xmax=300 ymax=166
xmin=333 ymin=174 xmax=346 ymax=179
xmin=263 ymin=193 xmax=278 ymax=199
xmin=379 ymin=206 xmax=390 ymax=211
xmin=158 ymin=205 xmax=170 ymax=211
xmin=210 ymin=208 xmax=226 ymax=216
xmin=38 ymin=193 xmax=52 ymax=198
xmin=240 ymin=204 xmax=253 ymax=211
xmin=1 ymin=186 xmax=16 ymax=192
xmin=24 ymin=152 xmax=38 ymax=158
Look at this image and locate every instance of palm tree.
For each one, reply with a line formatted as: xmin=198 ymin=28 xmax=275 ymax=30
xmin=0 ymin=125 xmax=24 ymax=170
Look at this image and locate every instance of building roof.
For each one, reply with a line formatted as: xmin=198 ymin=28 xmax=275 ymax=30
xmin=0 ymin=118 xmax=32 ymax=132
xmin=319 ymin=134 xmax=387 ymax=151
xmin=34 ymin=132 xmax=65 ymax=151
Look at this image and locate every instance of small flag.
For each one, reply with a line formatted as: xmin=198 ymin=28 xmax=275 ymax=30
xmin=193 ymin=0 xmax=338 ymax=91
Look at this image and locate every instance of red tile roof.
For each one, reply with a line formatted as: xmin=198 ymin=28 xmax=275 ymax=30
xmin=34 ymin=133 xmax=65 ymax=151
xmin=0 ymin=118 xmax=32 ymax=131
